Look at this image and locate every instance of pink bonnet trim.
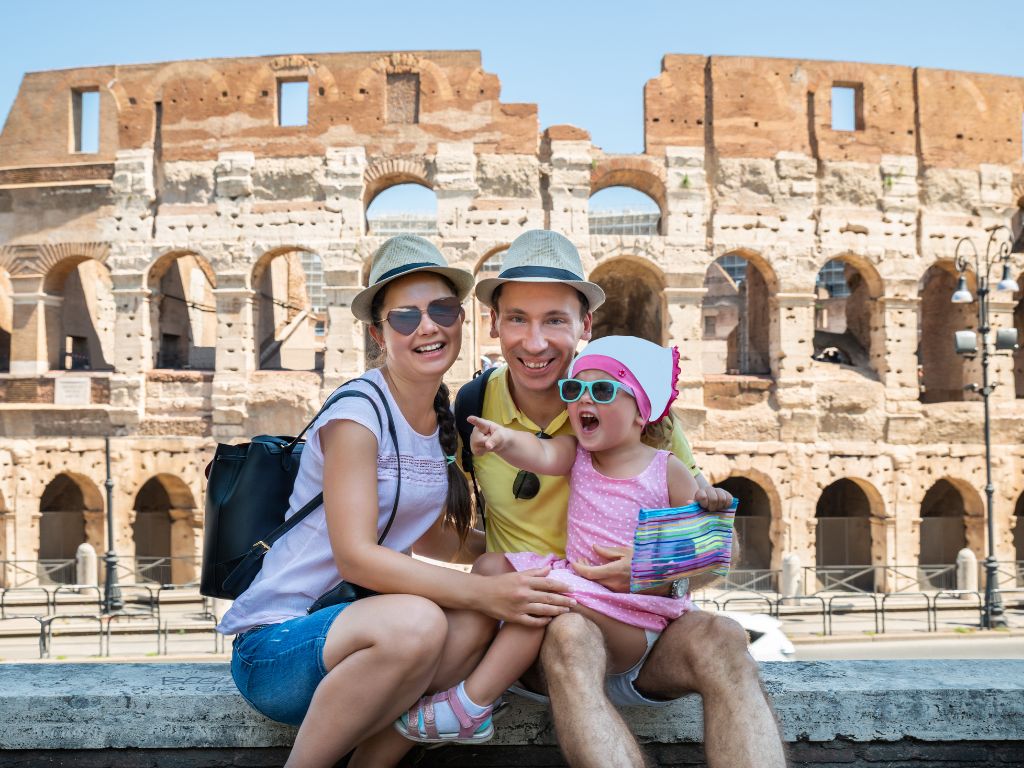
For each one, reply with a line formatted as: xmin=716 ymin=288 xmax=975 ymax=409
xmin=653 ymin=345 xmax=681 ymax=423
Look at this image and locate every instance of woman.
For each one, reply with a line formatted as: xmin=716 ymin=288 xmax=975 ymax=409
xmin=217 ymin=235 xmax=572 ymax=768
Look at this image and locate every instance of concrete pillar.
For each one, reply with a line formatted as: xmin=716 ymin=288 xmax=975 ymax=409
xmin=663 ymin=147 xmax=708 ymax=243
xmin=322 ymin=146 xmax=367 ymax=238
xmin=988 ymin=297 xmax=1017 ymax=402
xmin=322 ymin=275 xmax=366 ymax=392
xmin=435 ymin=142 xmax=478 ymax=239
xmin=210 ymin=279 xmax=256 ymax=441
xmin=110 ymin=275 xmax=151 ymax=376
xmin=169 ymin=507 xmax=200 ymax=585
xmin=956 ymin=548 xmax=978 ymax=592
xmin=547 ymin=138 xmax=591 ymax=239
xmin=878 ymin=294 xmax=921 ymax=399
xmin=664 ymin=284 xmax=707 ymax=417
xmin=781 ymin=552 xmax=803 ymax=597
xmin=774 ymin=293 xmax=818 ymax=442
xmin=9 ymin=275 xmax=57 ymax=375
xmin=76 ymin=542 xmax=98 ymax=586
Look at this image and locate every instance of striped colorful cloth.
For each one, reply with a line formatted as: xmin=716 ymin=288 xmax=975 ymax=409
xmin=630 ymin=500 xmax=739 ymax=593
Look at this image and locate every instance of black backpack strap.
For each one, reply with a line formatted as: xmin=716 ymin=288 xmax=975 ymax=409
xmin=454 ymin=366 xmax=496 ymax=527
xmin=225 ymin=379 xmax=402 ymax=592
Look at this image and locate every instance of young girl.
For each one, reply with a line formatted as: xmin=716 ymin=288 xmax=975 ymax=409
xmin=396 ymin=335 xmax=712 ymax=744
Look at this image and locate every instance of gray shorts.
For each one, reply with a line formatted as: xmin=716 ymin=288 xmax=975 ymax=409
xmin=509 ymin=628 xmax=679 ymax=708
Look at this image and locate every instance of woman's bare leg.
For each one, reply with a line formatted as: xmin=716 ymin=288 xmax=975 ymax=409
xmin=285 ymin=595 xmax=448 ymax=768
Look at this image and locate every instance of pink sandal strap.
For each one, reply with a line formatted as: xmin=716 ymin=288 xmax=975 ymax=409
xmin=422 ymin=693 xmax=441 ymax=740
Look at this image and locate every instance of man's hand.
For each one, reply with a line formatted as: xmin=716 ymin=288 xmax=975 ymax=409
xmin=481 ymin=566 xmax=576 ymax=627
xmin=467 ymin=415 xmax=510 ymax=456
xmin=695 ymin=485 xmax=733 ymax=512
xmin=572 ymin=544 xmax=632 ymax=593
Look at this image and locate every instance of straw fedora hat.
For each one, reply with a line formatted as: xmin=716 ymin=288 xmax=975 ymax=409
xmin=351 ymin=235 xmax=475 ymax=323
xmin=475 ymin=230 xmax=605 ymax=311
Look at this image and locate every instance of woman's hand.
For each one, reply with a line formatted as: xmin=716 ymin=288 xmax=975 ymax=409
xmin=478 ymin=566 xmax=575 ymax=627
xmin=467 ymin=415 xmax=510 ymax=456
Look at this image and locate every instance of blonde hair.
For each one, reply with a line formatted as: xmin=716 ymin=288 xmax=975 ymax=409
xmin=641 ymin=411 xmax=676 ymax=451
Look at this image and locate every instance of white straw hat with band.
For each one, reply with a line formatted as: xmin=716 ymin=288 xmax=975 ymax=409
xmin=351 ymin=235 xmax=476 ymax=323
xmin=475 ymin=230 xmax=606 ymax=311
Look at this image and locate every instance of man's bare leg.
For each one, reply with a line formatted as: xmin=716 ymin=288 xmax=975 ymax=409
xmin=539 ymin=612 xmax=646 ymax=768
xmin=635 ymin=611 xmax=787 ymax=768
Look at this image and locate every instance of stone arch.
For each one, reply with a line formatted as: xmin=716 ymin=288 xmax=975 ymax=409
xmin=589 ymin=157 xmax=667 ymax=234
xmin=589 ymin=257 xmax=665 ymax=343
xmin=814 ymin=477 xmax=884 ymax=592
xmin=473 ymin=245 xmax=510 ymax=368
xmin=353 ymin=52 xmax=455 ymax=104
xmin=147 ymin=250 xmax=217 ymax=370
xmin=146 ymin=61 xmax=231 ymax=106
xmin=701 ymin=250 xmax=777 ymax=376
xmin=38 ymin=472 xmax=104 ymax=584
xmin=918 ymin=261 xmax=980 ymax=404
xmin=918 ymin=477 xmax=984 ymax=589
xmin=812 ymin=253 xmax=884 ymax=377
xmin=716 ymin=473 xmax=778 ymax=579
xmin=132 ymin=474 xmax=198 ymax=585
xmin=363 ymin=159 xmax=434 ymax=209
xmin=39 ymin=254 xmax=116 ymax=371
xmin=252 ymin=246 xmax=324 ymax=371
xmin=0 ymin=265 xmax=11 ymax=372
xmin=364 ymin=173 xmax=438 ymax=236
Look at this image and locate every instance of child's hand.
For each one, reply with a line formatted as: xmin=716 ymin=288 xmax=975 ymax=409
xmin=572 ymin=544 xmax=633 ymax=593
xmin=695 ymin=485 xmax=733 ymax=512
xmin=467 ymin=415 xmax=508 ymax=456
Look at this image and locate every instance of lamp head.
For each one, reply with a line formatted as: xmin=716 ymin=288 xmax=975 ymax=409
xmin=995 ymin=263 xmax=1019 ymax=293
xmin=951 ymin=275 xmax=973 ymax=304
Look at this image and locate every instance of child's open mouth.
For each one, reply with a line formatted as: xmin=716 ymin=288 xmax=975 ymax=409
xmin=578 ymin=411 xmax=600 ymax=433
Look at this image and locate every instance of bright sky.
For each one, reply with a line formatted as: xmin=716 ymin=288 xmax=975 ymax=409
xmin=2 ymin=0 xmax=1021 ymax=213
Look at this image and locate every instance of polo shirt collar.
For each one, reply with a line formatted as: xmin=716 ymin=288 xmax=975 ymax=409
xmin=493 ymin=365 xmax=570 ymax=435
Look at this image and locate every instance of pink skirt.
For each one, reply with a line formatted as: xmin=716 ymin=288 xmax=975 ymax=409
xmin=505 ymin=552 xmax=692 ymax=632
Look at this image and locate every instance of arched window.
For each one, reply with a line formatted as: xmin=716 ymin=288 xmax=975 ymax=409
xmin=38 ymin=473 xmax=102 ymax=584
xmin=589 ymin=259 xmax=664 ymax=343
xmin=919 ymin=480 xmax=968 ymax=590
xmin=701 ymin=254 xmax=771 ymax=376
xmin=0 ymin=267 xmax=11 ymax=372
xmin=812 ymin=258 xmax=880 ymax=374
xmin=254 ymin=250 xmax=325 ymax=371
xmin=588 ymin=186 xmax=661 ymax=236
xmin=366 ymin=183 xmax=437 ymax=235
xmin=815 ymin=479 xmax=875 ymax=592
xmin=42 ymin=258 xmax=116 ymax=371
xmin=918 ymin=264 xmax=979 ymax=403
xmin=150 ymin=253 xmax=217 ymax=370
xmin=716 ymin=476 xmax=774 ymax=590
xmin=133 ymin=474 xmax=199 ymax=585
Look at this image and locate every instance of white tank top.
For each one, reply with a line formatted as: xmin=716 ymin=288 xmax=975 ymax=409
xmin=218 ymin=368 xmax=448 ymax=635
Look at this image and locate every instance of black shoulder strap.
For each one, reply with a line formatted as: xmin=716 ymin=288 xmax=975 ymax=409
xmin=454 ymin=366 xmax=496 ymax=527
xmin=250 ymin=377 xmax=402 ymax=552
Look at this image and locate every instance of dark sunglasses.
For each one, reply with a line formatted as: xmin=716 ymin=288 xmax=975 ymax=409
xmin=558 ymin=378 xmax=631 ymax=405
xmin=383 ymin=296 xmax=463 ymax=336
xmin=513 ymin=430 xmax=551 ymax=500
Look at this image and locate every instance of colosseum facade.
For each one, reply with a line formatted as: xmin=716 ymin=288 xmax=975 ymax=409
xmin=0 ymin=50 xmax=1022 ymax=592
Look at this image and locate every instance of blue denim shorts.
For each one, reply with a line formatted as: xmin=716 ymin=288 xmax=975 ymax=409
xmin=231 ymin=603 xmax=352 ymax=726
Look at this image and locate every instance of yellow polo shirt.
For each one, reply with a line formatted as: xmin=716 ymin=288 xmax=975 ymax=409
xmin=465 ymin=366 xmax=700 ymax=558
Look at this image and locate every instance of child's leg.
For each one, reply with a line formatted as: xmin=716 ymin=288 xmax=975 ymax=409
xmin=462 ymin=552 xmax=545 ymax=704
xmin=570 ymin=603 xmax=650 ymax=674
xmin=396 ymin=552 xmax=546 ymax=742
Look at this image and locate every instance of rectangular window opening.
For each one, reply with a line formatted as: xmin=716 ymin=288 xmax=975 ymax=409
xmin=64 ymin=335 xmax=90 ymax=370
xmin=72 ymin=88 xmax=100 ymax=153
xmin=278 ymin=79 xmax=309 ymax=127
xmin=831 ymin=84 xmax=862 ymax=132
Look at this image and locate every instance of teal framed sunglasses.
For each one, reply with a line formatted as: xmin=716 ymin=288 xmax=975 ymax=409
xmin=558 ymin=378 xmax=633 ymax=405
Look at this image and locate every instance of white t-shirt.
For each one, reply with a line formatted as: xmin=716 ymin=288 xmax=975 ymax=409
xmin=218 ymin=368 xmax=448 ymax=635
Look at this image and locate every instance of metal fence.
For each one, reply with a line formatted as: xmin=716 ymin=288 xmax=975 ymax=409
xmin=1 ymin=558 xmax=198 ymax=588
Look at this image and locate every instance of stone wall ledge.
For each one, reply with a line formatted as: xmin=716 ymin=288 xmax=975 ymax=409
xmin=0 ymin=660 xmax=1021 ymax=757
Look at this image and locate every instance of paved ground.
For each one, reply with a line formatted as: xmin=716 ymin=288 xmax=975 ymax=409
xmin=1 ymin=587 xmax=1021 ymax=662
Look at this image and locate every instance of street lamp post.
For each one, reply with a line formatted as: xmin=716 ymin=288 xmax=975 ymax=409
xmin=103 ymin=436 xmax=122 ymax=613
xmin=951 ymin=225 xmax=1020 ymax=630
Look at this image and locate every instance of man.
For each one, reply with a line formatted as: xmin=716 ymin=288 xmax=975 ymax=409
xmin=466 ymin=229 xmax=787 ymax=768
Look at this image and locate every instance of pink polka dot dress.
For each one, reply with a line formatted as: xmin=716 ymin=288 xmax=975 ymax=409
xmin=505 ymin=446 xmax=693 ymax=631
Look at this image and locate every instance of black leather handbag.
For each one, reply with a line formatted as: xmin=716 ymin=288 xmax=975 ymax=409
xmin=201 ymin=377 xmax=400 ymax=604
